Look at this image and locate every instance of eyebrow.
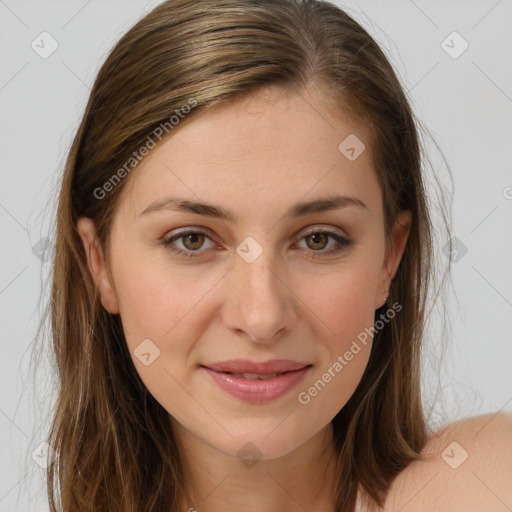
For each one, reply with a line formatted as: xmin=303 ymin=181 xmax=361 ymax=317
xmin=138 ymin=194 xmax=369 ymax=222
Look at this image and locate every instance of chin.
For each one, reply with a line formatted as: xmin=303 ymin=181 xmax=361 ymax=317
xmin=206 ymin=418 xmax=323 ymax=463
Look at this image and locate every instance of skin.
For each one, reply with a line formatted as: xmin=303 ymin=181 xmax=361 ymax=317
xmin=77 ymin=83 xmax=412 ymax=512
xmin=379 ymin=412 xmax=512 ymax=512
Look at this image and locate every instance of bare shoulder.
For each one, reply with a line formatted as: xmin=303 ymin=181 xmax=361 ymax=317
xmin=381 ymin=412 xmax=512 ymax=512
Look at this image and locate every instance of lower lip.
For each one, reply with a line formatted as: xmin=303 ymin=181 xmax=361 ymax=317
xmin=201 ymin=366 xmax=311 ymax=404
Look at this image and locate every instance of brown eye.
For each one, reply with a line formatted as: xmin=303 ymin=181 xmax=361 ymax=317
xmin=304 ymin=232 xmax=329 ymax=251
xmin=295 ymin=229 xmax=353 ymax=258
xmin=162 ymin=229 xmax=216 ymax=258
xmin=182 ymin=232 xmax=205 ymax=251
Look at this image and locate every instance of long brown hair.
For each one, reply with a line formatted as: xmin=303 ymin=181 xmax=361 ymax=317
xmin=39 ymin=0 xmax=452 ymax=510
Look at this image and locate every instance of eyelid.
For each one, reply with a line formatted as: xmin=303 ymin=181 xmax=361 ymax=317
xmin=164 ymin=225 xmax=216 ymax=239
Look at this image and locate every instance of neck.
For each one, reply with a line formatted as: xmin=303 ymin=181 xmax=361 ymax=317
xmin=175 ymin=422 xmax=339 ymax=512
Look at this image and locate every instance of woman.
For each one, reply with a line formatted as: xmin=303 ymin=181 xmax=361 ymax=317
xmin=45 ymin=0 xmax=512 ymax=510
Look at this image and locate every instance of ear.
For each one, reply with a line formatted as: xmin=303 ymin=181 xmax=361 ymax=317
xmin=76 ymin=217 xmax=120 ymax=314
xmin=375 ymin=209 xmax=412 ymax=309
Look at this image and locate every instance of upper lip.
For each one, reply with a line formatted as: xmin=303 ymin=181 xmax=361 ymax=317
xmin=201 ymin=359 xmax=311 ymax=375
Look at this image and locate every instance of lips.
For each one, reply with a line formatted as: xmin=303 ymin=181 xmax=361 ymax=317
xmin=200 ymin=363 xmax=312 ymax=403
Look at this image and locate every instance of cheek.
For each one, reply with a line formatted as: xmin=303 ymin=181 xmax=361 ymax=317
xmin=292 ymin=265 xmax=378 ymax=414
xmin=112 ymin=262 xmax=211 ymax=421
xmin=305 ymin=262 xmax=379 ymax=346
xmin=295 ymin=309 xmax=374 ymax=425
xmin=113 ymin=257 xmax=221 ymax=347
xmin=112 ymin=259 xmax=228 ymax=406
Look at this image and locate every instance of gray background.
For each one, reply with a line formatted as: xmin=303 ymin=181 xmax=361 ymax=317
xmin=1 ymin=0 xmax=511 ymax=510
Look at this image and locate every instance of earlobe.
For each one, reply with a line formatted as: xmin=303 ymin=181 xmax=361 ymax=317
xmin=376 ymin=210 xmax=412 ymax=309
xmin=387 ymin=210 xmax=412 ymax=279
xmin=76 ymin=217 xmax=120 ymax=315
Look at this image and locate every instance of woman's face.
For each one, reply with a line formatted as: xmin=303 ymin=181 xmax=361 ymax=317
xmin=78 ymin=84 xmax=410 ymax=461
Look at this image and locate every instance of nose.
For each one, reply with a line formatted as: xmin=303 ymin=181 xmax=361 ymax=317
xmin=222 ymin=250 xmax=298 ymax=344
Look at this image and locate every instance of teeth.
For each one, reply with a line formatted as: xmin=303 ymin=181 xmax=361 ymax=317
xmin=255 ymin=373 xmax=279 ymax=380
xmin=231 ymin=372 xmax=280 ymax=380
xmin=242 ymin=373 xmax=261 ymax=379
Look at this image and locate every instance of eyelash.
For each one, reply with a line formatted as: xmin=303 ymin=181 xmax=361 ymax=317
xmin=161 ymin=227 xmax=353 ymax=259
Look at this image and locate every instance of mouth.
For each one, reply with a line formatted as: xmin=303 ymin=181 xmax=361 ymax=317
xmin=199 ymin=364 xmax=313 ymax=404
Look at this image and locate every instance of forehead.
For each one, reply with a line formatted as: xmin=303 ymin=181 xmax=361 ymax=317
xmin=117 ymin=85 xmax=381 ymax=222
